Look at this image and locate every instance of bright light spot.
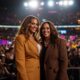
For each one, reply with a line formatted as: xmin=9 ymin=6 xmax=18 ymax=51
xmin=63 ymin=1 xmax=68 ymax=6
xmin=59 ymin=0 xmax=74 ymax=6
xmin=28 ymin=1 xmax=38 ymax=9
xmin=8 ymin=41 xmax=12 ymax=45
xmin=47 ymin=1 xmax=54 ymax=7
xmin=24 ymin=2 xmax=28 ymax=7
xmin=69 ymin=0 xmax=74 ymax=6
xmin=40 ymin=2 xmax=44 ymax=6
xmin=58 ymin=1 xmax=63 ymax=6
xmin=42 ymin=19 xmax=47 ymax=22
xmin=56 ymin=2 xmax=59 ymax=5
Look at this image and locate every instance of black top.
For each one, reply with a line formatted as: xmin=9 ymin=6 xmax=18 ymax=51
xmin=40 ymin=44 xmax=47 ymax=80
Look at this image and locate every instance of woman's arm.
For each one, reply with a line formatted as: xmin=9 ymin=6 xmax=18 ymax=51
xmin=15 ymin=35 xmax=28 ymax=80
xmin=59 ymin=39 xmax=69 ymax=80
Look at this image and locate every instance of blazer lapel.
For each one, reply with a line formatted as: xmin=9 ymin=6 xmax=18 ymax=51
xmin=44 ymin=44 xmax=59 ymax=63
xmin=28 ymin=38 xmax=39 ymax=56
xmin=44 ymin=44 xmax=52 ymax=63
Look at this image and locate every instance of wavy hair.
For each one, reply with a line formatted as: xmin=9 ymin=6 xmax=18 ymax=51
xmin=40 ymin=21 xmax=59 ymax=45
xmin=17 ymin=15 xmax=40 ymax=42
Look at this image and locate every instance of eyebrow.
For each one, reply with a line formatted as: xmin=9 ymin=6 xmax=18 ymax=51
xmin=31 ymin=22 xmax=38 ymax=25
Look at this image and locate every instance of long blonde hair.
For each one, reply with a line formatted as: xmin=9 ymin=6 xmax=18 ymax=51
xmin=16 ymin=15 xmax=40 ymax=42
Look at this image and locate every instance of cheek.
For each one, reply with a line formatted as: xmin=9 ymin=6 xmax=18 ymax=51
xmin=42 ymin=29 xmax=49 ymax=33
xmin=30 ymin=26 xmax=38 ymax=32
xmin=46 ymin=29 xmax=50 ymax=35
xmin=48 ymin=30 xmax=50 ymax=33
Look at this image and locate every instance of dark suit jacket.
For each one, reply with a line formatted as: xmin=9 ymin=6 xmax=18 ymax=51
xmin=40 ymin=38 xmax=69 ymax=80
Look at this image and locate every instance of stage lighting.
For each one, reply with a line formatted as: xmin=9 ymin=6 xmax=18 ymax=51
xmin=28 ymin=1 xmax=38 ymax=9
xmin=69 ymin=0 xmax=74 ymax=6
xmin=58 ymin=1 xmax=63 ymax=6
xmin=40 ymin=2 xmax=44 ymax=6
xmin=24 ymin=2 xmax=28 ymax=7
xmin=47 ymin=1 xmax=54 ymax=7
xmin=63 ymin=1 xmax=68 ymax=6
xmin=58 ymin=0 xmax=74 ymax=7
xmin=23 ymin=0 xmax=74 ymax=9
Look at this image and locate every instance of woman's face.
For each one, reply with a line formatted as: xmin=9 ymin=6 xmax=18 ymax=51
xmin=28 ymin=18 xmax=38 ymax=34
xmin=42 ymin=23 xmax=51 ymax=38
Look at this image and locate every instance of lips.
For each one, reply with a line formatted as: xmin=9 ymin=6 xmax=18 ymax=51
xmin=43 ymin=32 xmax=48 ymax=36
xmin=31 ymin=27 xmax=37 ymax=31
xmin=33 ymin=27 xmax=37 ymax=29
xmin=44 ymin=31 xmax=49 ymax=34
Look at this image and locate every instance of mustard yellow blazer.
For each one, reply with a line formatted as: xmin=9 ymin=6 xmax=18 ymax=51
xmin=15 ymin=34 xmax=40 ymax=80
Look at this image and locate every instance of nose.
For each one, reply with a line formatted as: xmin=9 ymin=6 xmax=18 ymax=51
xmin=33 ymin=23 xmax=38 ymax=27
xmin=43 ymin=29 xmax=48 ymax=32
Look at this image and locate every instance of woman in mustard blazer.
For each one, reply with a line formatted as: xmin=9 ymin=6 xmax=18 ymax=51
xmin=14 ymin=15 xmax=41 ymax=80
xmin=40 ymin=21 xmax=69 ymax=80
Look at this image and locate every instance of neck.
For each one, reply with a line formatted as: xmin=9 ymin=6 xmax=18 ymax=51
xmin=44 ymin=37 xmax=50 ymax=42
xmin=29 ymin=32 xmax=34 ymax=39
xmin=29 ymin=31 xmax=34 ymax=37
xmin=44 ymin=38 xmax=50 ymax=47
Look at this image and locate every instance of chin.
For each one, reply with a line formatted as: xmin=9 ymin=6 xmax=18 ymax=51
xmin=32 ymin=30 xmax=36 ymax=32
xmin=44 ymin=36 xmax=49 ymax=38
xmin=44 ymin=35 xmax=49 ymax=37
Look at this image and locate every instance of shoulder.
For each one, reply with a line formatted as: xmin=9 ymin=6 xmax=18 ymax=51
xmin=57 ymin=37 xmax=67 ymax=45
xmin=59 ymin=37 xmax=66 ymax=42
xmin=15 ymin=34 xmax=26 ymax=42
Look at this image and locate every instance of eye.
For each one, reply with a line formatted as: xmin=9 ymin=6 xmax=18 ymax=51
xmin=46 ymin=27 xmax=50 ymax=29
xmin=31 ymin=23 xmax=34 ymax=25
xmin=42 ymin=27 xmax=50 ymax=30
xmin=31 ymin=23 xmax=38 ymax=26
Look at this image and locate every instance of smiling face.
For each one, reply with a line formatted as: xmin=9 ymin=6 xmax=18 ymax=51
xmin=28 ymin=18 xmax=38 ymax=34
xmin=41 ymin=23 xmax=51 ymax=39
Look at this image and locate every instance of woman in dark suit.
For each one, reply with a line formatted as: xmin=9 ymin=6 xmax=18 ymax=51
xmin=40 ymin=21 xmax=69 ymax=80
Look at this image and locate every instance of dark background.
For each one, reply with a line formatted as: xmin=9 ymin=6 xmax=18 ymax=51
xmin=0 ymin=0 xmax=80 ymax=25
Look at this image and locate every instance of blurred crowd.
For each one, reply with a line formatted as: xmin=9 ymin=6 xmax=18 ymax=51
xmin=0 ymin=44 xmax=16 ymax=80
xmin=0 ymin=10 xmax=80 ymax=25
xmin=67 ymin=40 xmax=80 ymax=67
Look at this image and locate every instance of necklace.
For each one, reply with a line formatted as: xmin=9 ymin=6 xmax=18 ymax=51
xmin=44 ymin=41 xmax=49 ymax=47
